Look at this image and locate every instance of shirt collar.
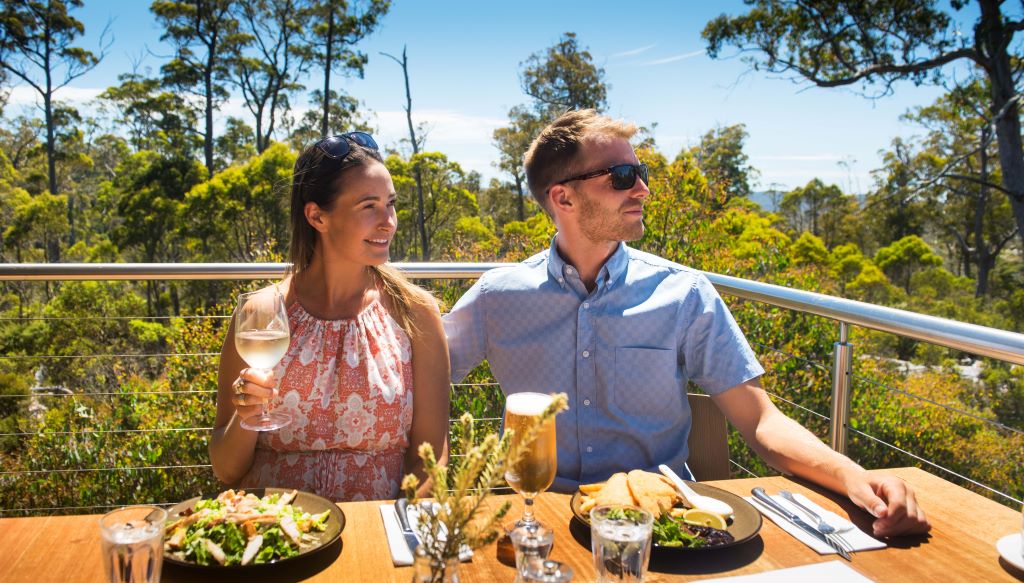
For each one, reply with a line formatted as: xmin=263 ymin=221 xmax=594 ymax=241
xmin=546 ymin=234 xmax=629 ymax=289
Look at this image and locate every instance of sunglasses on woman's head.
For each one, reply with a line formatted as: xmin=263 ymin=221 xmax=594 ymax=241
xmin=556 ymin=163 xmax=649 ymax=191
xmin=314 ymin=132 xmax=379 ymax=159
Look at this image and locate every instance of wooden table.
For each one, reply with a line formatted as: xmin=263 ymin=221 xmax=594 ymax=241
xmin=1 ymin=467 xmax=1021 ymax=582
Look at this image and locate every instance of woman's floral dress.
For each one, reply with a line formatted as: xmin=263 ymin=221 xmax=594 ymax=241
xmin=240 ymin=298 xmax=414 ymax=501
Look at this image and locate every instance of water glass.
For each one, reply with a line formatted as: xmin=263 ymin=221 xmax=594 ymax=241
xmin=99 ymin=505 xmax=166 ymax=583
xmin=510 ymin=522 xmax=554 ymax=582
xmin=590 ymin=505 xmax=653 ymax=583
xmin=523 ymin=558 xmax=574 ymax=582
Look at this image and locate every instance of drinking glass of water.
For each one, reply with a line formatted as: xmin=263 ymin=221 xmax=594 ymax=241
xmin=590 ymin=505 xmax=653 ymax=583
xmin=510 ymin=522 xmax=554 ymax=582
xmin=234 ymin=287 xmax=291 ymax=431
xmin=99 ymin=505 xmax=166 ymax=583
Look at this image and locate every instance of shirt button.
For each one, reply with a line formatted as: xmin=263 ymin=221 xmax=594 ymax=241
xmin=558 ymin=277 xmax=564 ymax=284
xmin=583 ymin=302 xmax=590 ymax=309
xmin=582 ymin=350 xmax=590 ymax=358
xmin=586 ymin=446 xmax=593 ymax=453
xmin=583 ymin=399 xmax=591 ymax=406
xmin=567 ymin=266 xmax=575 ymax=273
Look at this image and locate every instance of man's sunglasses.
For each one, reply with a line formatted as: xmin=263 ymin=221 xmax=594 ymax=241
xmin=556 ymin=163 xmax=649 ymax=191
xmin=314 ymin=132 xmax=379 ymax=159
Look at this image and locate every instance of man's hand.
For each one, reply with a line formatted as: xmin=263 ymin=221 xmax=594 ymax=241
xmin=845 ymin=473 xmax=931 ymax=537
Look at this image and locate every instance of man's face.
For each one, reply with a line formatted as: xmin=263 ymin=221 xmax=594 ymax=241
xmin=570 ymin=135 xmax=649 ymax=244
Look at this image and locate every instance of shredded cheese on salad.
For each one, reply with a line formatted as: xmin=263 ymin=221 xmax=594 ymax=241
xmin=164 ymin=489 xmax=331 ymax=566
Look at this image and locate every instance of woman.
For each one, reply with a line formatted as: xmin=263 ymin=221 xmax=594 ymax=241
xmin=209 ymin=132 xmax=450 ymax=500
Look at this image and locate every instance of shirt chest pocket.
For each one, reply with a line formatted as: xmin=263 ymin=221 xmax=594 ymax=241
xmin=611 ymin=347 xmax=683 ymax=418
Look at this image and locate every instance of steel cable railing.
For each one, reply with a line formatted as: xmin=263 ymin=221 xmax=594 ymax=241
xmin=1 ymin=263 xmax=1023 ymax=516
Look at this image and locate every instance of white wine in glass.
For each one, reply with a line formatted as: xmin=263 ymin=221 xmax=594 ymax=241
xmin=234 ymin=288 xmax=291 ymax=431
xmin=504 ymin=392 xmax=557 ymax=527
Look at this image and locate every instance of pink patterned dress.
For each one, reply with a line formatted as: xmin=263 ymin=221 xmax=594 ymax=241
xmin=239 ymin=298 xmax=414 ymax=501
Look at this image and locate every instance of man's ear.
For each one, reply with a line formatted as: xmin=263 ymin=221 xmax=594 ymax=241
xmin=548 ymin=184 xmax=574 ymax=213
xmin=304 ymin=202 xmax=329 ymax=233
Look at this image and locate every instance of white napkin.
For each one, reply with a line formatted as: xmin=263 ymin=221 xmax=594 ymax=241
xmin=746 ymin=493 xmax=886 ymax=555
xmin=699 ymin=560 xmax=874 ymax=582
xmin=378 ymin=503 xmax=474 ymax=566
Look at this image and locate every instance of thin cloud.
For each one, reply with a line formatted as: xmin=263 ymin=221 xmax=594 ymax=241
xmin=611 ymin=44 xmax=656 ymax=58
xmin=6 ymin=85 xmax=105 ymax=105
xmin=640 ymin=49 xmax=705 ymax=66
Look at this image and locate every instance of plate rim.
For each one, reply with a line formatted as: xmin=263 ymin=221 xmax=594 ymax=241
xmin=996 ymin=532 xmax=1024 ymax=571
xmin=570 ymin=480 xmax=763 ymax=551
xmin=162 ymin=487 xmax=345 ymax=569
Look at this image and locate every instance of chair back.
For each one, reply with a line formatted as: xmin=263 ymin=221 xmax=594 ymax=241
xmin=686 ymin=392 xmax=731 ymax=481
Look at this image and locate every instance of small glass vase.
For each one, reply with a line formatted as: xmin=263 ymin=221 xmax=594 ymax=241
xmin=411 ymin=546 xmax=460 ymax=583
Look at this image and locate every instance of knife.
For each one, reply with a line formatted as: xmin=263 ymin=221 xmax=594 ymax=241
xmin=394 ymin=498 xmax=420 ymax=554
xmin=751 ymin=487 xmax=852 ymax=561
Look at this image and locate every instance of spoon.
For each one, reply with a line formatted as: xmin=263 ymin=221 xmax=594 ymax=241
xmin=658 ymin=464 xmax=734 ymax=517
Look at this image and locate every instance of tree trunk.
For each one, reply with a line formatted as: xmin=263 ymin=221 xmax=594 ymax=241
xmin=321 ymin=7 xmax=334 ymax=138
xmin=973 ymin=127 xmax=990 ymax=296
xmin=979 ymin=0 xmax=1024 ymax=251
xmin=204 ymin=68 xmax=215 ymax=173
xmin=515 ymin=174 xmax=525 ymax=222
xmin=389 ymin=47 xmax=429 ymax=260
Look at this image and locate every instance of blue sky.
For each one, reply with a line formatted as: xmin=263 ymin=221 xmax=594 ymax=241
xmin=5 ymin=1 xmax=960 ymax=193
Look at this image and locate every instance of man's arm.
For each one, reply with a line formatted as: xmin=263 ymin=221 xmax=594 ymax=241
xmin=442 ymin=279 xmax=488 ymax=383
xmin=711 ymin=378 xmax=931 ymax=537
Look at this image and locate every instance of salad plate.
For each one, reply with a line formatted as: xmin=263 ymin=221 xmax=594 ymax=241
xmin=570 ymin=480 xmax=761 ymax=552
xmin=163 ymin=487 xmax=345 ymax=569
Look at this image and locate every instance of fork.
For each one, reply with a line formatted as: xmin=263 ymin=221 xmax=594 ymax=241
xmin=779 ymin=491 xmax=854 ymax=554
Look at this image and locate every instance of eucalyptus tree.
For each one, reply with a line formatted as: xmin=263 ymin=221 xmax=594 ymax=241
xmin=703 ymin=0 xmax=1024 ymax=251
xmin=779 ymin=179 xmax=858 ymax=249
xmin=493 ymin=32 xmax=609 ymax=221
xmin=306 ymin=0 xmax=389 ymax=138
xmin=904 ymin=82 xmax=1018 ymax=296
xmin=0 ymin=0 xmax=107 ymax=197
xmin=230 ymin=0 xmax=313 ymax=152
xmin=152 ymin=0 xmax=246 ymax=173
xmin=98 ymin=73 xmax=201 ymax=156
xmin=519 ymin=32 xmax=607 ymax=117
xmin=492 ymin=105 xmax=542 ymax=222
xmin=381 ymin=45 xmax=428 ymax=259
xmin=689 ymin=124 xmax=758 ymax=206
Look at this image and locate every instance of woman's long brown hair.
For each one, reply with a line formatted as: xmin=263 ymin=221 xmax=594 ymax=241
xmin=288 ymin=141 xmax=434 ymax=336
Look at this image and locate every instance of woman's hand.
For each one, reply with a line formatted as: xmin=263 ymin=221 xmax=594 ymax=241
xmin=231 ymin=368 xmax=277 ymax=423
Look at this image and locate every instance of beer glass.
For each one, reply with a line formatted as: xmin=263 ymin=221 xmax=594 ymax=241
xmin=504 ymin=392 xmax=558 ymax=527
xmin=234 ymin=288 xmax=291 ymax=431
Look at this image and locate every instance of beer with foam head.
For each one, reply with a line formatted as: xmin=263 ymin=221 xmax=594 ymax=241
xmin=504 ymin=392 xmax=558 ymax=496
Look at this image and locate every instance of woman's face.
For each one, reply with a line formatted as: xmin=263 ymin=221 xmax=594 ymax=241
xmin=311 ymin=161 xmax=397 ymax=266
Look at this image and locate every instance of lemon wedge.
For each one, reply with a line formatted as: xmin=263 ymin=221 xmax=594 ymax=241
xmin=682 ymin=508 xmax=727 ymax=530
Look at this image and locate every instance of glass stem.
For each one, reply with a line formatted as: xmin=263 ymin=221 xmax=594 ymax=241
xmin=522 ymin=496 xmax=535 ymax=525
xmin=259 ymin=367 xmax=271 ymax=419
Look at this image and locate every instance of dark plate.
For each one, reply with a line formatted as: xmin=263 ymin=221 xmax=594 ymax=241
xmin=570 ymin=481 xmax=762 ymax=551
xmin=164 ymin=488 xmax=345 ymax=569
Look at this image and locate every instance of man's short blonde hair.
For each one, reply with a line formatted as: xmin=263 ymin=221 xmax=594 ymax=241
xmin=523 ymin=109 xmax=637 ymax=213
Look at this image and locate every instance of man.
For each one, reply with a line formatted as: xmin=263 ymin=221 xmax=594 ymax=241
xmin=443 ymin=110 xmax=929 ymax=537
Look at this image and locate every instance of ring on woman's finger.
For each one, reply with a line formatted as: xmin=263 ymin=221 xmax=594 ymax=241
xmin=232 ymin=377 xmax=245 ymax=394
xmin=237 ymin=392 xmax=246 ymax=405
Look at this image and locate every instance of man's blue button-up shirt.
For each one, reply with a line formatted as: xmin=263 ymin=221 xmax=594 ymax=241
xmin=443 ymin=238 xmax=764 ymax=492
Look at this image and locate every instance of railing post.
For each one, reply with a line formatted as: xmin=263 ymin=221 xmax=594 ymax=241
xmin=830 ymin=322 xmax=853 ymax=454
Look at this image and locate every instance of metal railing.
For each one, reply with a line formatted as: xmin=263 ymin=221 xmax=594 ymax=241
xmin=2 ymin=262 xmax=1023 ymax=510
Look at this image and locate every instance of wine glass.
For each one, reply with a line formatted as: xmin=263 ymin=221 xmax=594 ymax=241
xmin=504 ymin=392 xmax=558 ymax=527
xmin=234 ymin=287 xmax=291 ymax=431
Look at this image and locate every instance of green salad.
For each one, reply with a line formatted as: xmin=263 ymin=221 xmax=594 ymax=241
xmin=164 ymin=489 xmax=331 ymax=566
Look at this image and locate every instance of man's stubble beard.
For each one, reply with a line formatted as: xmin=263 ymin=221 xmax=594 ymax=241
xmin=577 ymin=191 xmax=645 ymax=244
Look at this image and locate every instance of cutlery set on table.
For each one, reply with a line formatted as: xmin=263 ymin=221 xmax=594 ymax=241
xmin=747 ymin=487 xmax=885 ymax=561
